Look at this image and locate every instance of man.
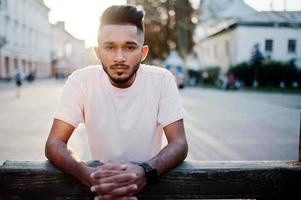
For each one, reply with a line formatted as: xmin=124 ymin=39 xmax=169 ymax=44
xmin=45 ymin=5 xmax=188 ymax=200
xmin=14 ymin=67 xmax=23 ymax=98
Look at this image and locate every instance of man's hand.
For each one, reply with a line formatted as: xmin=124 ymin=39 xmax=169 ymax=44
xmin=90 ymin=162 xmax=146 ymax=200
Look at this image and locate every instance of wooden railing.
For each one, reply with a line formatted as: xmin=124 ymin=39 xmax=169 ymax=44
xmin=1 ymin=160 xmax=300 ymax=199
xmin=1 ymin=114 xmax=300 ymax=199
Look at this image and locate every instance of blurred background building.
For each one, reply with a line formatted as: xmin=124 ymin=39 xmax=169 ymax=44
xmin=0 ymin=0 xmax=93 ymax=81
xmin=194 ymin=0 xmax=301 ymax=72
xmin=0 ymin=0 xmax=51 ymax=80
xmin=51 ymin=21 xmax=86 ymax=78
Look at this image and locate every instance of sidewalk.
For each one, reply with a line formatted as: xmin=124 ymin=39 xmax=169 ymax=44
xmin=0 ymin=78 xmax=90 ymax=164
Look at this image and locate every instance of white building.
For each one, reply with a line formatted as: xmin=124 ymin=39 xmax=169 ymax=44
xmin=51 ymin=22 xmax=86 ymax=77
xmin=195 ymin=11 xmax=301 ymax=72
xmin=0 ymin=0 xmax=51 ymax=79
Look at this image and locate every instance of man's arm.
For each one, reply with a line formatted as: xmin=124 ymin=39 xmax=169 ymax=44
xmin=45 ymin=119 xmax=95 ymax=186
xmin=45 ymin=119 xmax=134 ymax=190
xmin=148 ymin=119 xmax=188 ymax=175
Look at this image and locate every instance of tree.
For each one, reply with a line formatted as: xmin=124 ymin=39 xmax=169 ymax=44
xmin=250 ymin=43 xmax=264 ymax=87
xmin=250 ymin=43 xmax=264 ymax=66
xmin=175 ymin=0 xmax=195 ymax=57
xmin=127 ymin=0 xmax=196 ymax=61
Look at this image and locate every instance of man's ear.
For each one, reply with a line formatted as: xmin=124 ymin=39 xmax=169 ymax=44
xmin=94 ymin=47 xmax=101 ymax=60
xmin=141 ymin=45 xmax=149 ymax=62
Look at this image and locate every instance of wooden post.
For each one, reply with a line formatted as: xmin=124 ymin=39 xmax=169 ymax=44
xmin=299 ymin=112 xmax=301 ymax=162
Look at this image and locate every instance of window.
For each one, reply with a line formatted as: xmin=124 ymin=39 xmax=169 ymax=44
xmin=214 ymin=44 xmax=218 ymax=58
xmin=65 ymin=42 xmax=73 ymax=57
xmin=225 ymin=41 xmax=230 ymax=55
xmin=265 ymin=39 xmax=273 ymax=52
xmin=5 ymin=57 xmax=10 ymax=77
xmin=288 ymin=39 xmax=296 ymax=53
xmin=14 ymin=58 xmax=18 ymax=68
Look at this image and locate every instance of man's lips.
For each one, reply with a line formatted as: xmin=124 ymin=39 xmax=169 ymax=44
xmin=110 ymin=64 xmax=129 ymax=70
xmin=110 ymin=65 xmax=129 ymax=76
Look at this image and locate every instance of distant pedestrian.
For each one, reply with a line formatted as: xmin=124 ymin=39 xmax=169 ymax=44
xmin=26 ymin=71 xmax=35 ymax=82
xmin=14 ymin=67 xmax=23 ymax=98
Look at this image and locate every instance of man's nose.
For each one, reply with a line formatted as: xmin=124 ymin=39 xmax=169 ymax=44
xmin=113 ymin=49 xmax=126 ymax=63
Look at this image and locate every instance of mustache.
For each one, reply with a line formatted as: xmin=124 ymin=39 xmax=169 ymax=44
xmin=110 ymin=64 xmax=130 ymax=69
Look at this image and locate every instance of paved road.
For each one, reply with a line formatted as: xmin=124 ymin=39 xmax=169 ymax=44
xmin=0 ymin=79 xmax=300 ymax=164
xmin=182 ymin=88 xmax=300 ymax=161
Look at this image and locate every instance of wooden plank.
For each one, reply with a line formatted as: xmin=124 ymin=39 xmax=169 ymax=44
xmin=299 ymin=112 xmax=301 ymax=162
xmin=1 ymin=160 xmax=301 ymax=199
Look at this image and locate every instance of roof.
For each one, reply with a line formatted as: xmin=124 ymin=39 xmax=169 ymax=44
xmin=237 ymin=11 xmax=301 ymax=26
xmin=199 ymin=0 xmax=256 ymax=20
xmin=201 ymin=11 xmax=301 ymax=39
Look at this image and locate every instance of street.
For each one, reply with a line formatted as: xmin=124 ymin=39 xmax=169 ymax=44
xmin=182 ymin=88 xmax=300 ymax=161
xmin=0 ymin=79 xmax=300 ymax=164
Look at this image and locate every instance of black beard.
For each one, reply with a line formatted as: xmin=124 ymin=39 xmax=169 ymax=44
xmin=101 ymin=60 xmax=141 ymax=85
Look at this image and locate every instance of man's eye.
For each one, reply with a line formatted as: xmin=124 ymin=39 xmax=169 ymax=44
xmin=126 ymin=46 xmax=136 ymax=51
xmin=104 ymin=46 xmax=114 ymax=50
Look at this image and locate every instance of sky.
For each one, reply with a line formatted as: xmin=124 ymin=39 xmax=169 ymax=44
xmin=43 ymin=0 xmax=126 ymax=47
xmin=244 ymin=0 xmax=301 ymax=11
xmin=43 ymin=0 xmax=301 ymax=48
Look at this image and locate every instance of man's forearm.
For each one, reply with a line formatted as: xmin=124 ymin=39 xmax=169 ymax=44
xmin=45 ymin=139 xmax=92 ymax=186
xmin=148 ymin=138 xmax=188 ymax=175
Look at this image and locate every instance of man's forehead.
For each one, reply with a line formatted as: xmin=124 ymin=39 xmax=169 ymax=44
xmin=99 ymin=24 xmax=144 ymax=44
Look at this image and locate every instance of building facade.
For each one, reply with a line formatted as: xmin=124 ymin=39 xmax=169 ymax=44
xmin=195 ymin=11 xmax=301 ymax=72
xmin=0 ymin=0 xmax=51 ymax=79
xmin=51 ymin=22 xmax=86 ymax=78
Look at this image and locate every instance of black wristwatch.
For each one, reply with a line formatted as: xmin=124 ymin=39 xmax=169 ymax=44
xmin=138 ymin=162 xmax=158 ymax=184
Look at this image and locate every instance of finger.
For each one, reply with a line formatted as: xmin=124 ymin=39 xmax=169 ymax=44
xmin=91 ymin=170 xmax=124 ymax=179
xmin=100 ymin=163 xmax=127 ymax=171
xmin=100 ymin=173 xmax=137 ymax=184
xmin=92 ymin=181 xmax=137 ymax=195
xmin=96 ymin=194 xmax=137 ymax=200
xmin=110 ymin=184 xmax=138 ymax=196
xmin=91 ymin=183 xmax=117 ymax=194
xmin=119 ymin=196 xmax=138 ymax=200
xmin=128 ymin=197 xmax=138 ymax=200
xmin=95 ymin=194 xmax=112 ymax=200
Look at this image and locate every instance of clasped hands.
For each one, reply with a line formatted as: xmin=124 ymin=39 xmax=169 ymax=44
xmin=89 ymin=162 xmax=146 ymax=200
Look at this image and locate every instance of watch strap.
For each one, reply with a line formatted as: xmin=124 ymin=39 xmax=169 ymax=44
xmin=138 ymin=162 xmax=158 ymax=184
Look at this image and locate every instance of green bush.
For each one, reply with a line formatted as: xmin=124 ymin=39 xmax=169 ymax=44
xmin=228 ymin=60 xmax=301 ymax=88
xmin=201 ymin=67 xmax=221 ymax=85
xmin=187 ymin=69 xmax=201 ymax=84
xmin=228 ymin=62 xmax=253 ymax=86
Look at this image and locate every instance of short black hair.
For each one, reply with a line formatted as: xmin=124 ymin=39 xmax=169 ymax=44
xmin=100 ymin=5 xmax=145 ymax=33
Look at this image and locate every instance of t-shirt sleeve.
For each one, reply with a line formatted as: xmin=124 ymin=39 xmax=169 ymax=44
xmin=54 ymin=73 xmax=85 ymax=128
xmin=157 ymin=72 xmax=185 ymax=128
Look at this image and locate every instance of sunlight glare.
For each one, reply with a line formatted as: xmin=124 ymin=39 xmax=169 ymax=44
xmin=43 ymin=0 xmax=126 ymax=47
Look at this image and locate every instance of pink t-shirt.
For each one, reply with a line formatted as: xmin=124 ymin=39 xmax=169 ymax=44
xmin=55 ymin=64 xmax=184 ymax=162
